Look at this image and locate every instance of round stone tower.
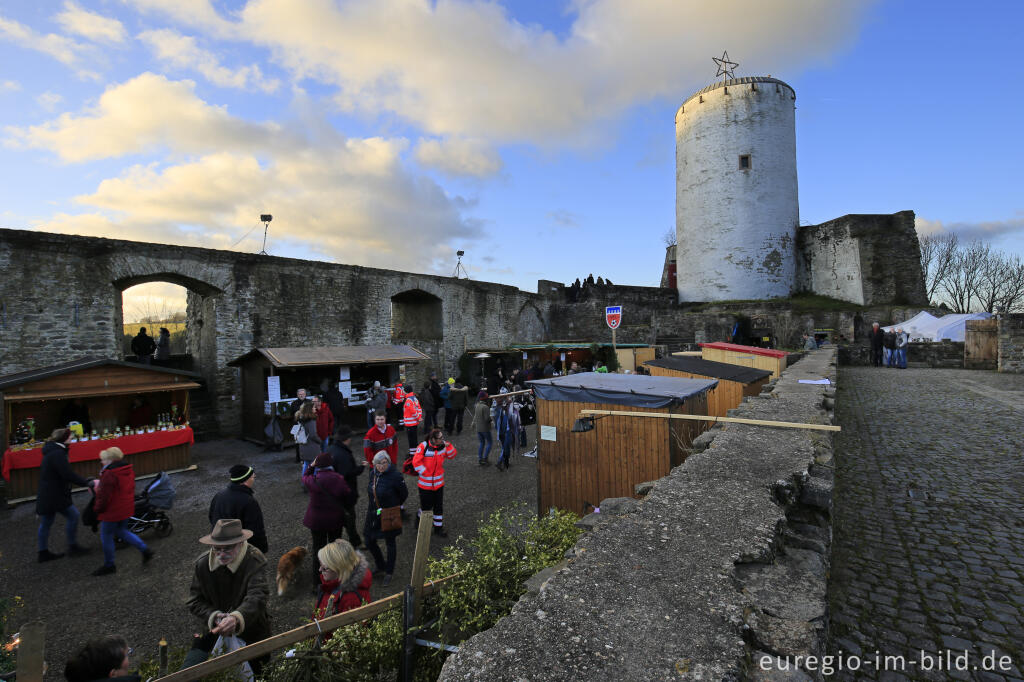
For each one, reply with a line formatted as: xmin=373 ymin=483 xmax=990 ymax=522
xmin=675 ymin=76 xmax=798 ymax=301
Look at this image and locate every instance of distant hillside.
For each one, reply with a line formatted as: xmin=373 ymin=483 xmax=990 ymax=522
xmin=123 ymin=322 xmax=186 ymax=336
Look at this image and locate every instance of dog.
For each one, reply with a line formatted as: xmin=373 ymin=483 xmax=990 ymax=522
xmin=276 ymin=546 xmax=308 ymax=596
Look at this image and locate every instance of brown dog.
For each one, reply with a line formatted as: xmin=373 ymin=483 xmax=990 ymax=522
xmin=276 ymin=546 xmax=308 ymax=596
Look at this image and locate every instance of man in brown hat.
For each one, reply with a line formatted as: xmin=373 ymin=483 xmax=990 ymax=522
xmin=187 ymin=519 xmax=270 ymax=672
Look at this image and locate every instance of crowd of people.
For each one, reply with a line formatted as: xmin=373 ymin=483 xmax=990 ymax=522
xmin=868 ymin=322 xmax=909 ymax=368
xmin=48 ymin=368 xmax=542 ymax=680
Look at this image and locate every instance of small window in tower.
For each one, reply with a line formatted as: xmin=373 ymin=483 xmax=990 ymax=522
xmin=738 ymin=154 xmax=751 ymax=170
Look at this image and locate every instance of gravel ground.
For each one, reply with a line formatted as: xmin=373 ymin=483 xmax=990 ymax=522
xmin=0 ymin=422 xmax=538 ymax=679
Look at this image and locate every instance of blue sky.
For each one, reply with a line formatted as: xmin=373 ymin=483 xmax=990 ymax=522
xmin=1 ymin=1 xmax=1021 ymax=315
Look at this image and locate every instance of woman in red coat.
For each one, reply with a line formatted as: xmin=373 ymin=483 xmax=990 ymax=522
xmin=314 ymin=539 xmax=371 ymax=623
xmin=92 ymin=447 xmax=153 ymax=576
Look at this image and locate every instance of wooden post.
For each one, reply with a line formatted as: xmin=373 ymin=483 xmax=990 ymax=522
xmin=158 ymin=638 xmax=168 ymax=678
xmin=578 ymin=409 xmax=841 ymax=432
xmin=15 ymin=621 xmax=45 ymax=682
xmin=409 ymin=512 xmax=435 ymax=624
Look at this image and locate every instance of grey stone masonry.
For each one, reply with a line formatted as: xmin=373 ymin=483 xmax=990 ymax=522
xmin=829 ymin=367 xmax=1024 ymax=680
xmin=998 ymin=313 xmax=1024 ymax=373
xmin=440 ymin=348 xmax=839 ymax=681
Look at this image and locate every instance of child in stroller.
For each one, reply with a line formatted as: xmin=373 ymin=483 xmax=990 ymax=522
xmin=83 ymin=471 xmax=175 ymax=538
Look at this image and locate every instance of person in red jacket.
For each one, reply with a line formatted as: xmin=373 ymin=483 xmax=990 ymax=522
xmin=363 ymin=411 xmax=398 ymax=466
xmin=314 ymin=539 xmax=371 ymax=626
xmin=92 ymin=447 xmax=153 ymax=576
xmin=401 ymin=386 xmax=423 ymax=462
xmin=388 ymin=381 xmax=406 ymax=430
xmin=411 ymin=427 xmax=457 ymax=537
xmin=313 ymin=395 xmax=334 ymax=453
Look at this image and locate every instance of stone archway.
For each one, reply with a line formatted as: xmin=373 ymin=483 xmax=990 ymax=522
xmin=515 ymin=302 xmax=547 ymax=343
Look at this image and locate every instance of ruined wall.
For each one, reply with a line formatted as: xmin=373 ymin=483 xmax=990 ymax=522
xmin=998 ymin=313 xmax=1024 ymax=373
xmin=796 ymin=211 xmax=928 ymax=306
xmin=0 ymin=228 xmax=547 ymax=438
xmin=442 ymin=349 xmax=837 ymax=680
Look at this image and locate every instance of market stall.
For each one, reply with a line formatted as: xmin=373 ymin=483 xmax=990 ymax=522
xmin=1 ymin=358 xmax=199 ymax=500
xmin=698 ymin=342 xmax=788 ymax=379
xmin=229 ymin=345 xmax=431 ymax=443
xmin=528 ymin=373 xmax=716 ymax=516
xmin=643 ymin=356 xmax=771 ymax=417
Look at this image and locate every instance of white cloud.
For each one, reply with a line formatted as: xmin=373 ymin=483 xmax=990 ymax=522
xmin=414 ymin=137 xmax=502 ymax=177
xmin=5 ymin=73 xmax=282 ymax=162
xmin=139 ymin=29 xmax=280 ymax=93
xmin=56 ymin=1 xmax=126 ymax=44
xmin=21 ymin=74 xmax=482 ymax=271
xmin=230 ymin=0 xmax=869 ymax=145
xmin=916 ymin=215 xmax=1024 ymax=241
xmin=0 ymin=14 xmax=98 ymax=79
xmin=0 ymin=80 xmax=20 ymax=93
xmin=36 ymin=92 xmax=64 ymax=111
xmin=124 ymin=0 xmax=240 ymax=38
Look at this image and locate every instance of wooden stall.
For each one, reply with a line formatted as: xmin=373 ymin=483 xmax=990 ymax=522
xmin=1 ymin=358 xmax=199 ymax=501
xmin=699 ymin=342 xmax=788 ymax=379
xmin=529 ymin=373 xmax=716 ymax=516
xmin=229 ymin=345 xmax=430 ymax=443
xmin=643 ymin=356 xmax=771 ymax=418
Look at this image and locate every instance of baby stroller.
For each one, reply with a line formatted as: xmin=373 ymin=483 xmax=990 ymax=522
xmin=126 ymin=471 xmax=176 ymax=537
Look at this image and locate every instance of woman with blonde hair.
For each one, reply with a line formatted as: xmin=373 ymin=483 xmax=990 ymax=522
xmin=92 ymin=447 xmax=153 ymax=576
xmin=314 ymin=539 xmax=371 ymax=619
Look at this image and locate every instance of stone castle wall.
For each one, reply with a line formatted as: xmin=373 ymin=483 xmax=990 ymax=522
xmin=998 ymin=313 xmax=1024 ymax=373
xmin=796 ymin=211 xmax=928 ymax=306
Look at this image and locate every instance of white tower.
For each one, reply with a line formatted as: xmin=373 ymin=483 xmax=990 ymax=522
xmin=675 ymin=76 xmax=798 ymax=301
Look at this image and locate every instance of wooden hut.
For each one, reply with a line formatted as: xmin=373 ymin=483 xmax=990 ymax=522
xmin=699 ymin=342 xmax=788 ymax=379
xmin=528 ymin=373 xmax=716 ymax=516
xmin=643 ymin=356 xmax=771 ymax=417
xmin=228 ymin=345 xmax=430 ymax=443
xmin=1 ymin=358 xmax=200 ymax=501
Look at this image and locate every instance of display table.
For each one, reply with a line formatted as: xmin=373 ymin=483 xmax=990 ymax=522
xmin=2 ymin=427 xmax=193 ymax=500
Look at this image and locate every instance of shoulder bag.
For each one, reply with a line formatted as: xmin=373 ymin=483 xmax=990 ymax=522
xmin=373 ymin=474 xmax=402 ymax=532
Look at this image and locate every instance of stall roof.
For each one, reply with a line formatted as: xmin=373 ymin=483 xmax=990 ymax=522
xmin=698 ymin=342 xmax=787 ymax=359
xmin=228 ymin=345 xmax=430 ymax=368
xmin=511 ymin=342 xmax=650 ymax=350
xmin=527 ymin=372 xmax=717 ymax=409
xmin=643 ymin=357 xmax=772 ymax=384
xmin=0 ymin=357 xmax=202 ymax=391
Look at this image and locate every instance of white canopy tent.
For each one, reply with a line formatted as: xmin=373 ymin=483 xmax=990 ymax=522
xmin=884 ymin=311 xmax=993 ymax=342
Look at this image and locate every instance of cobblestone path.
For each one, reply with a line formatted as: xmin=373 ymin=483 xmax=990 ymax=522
xmin=829 ymin=368 xmax=1024 ymax=681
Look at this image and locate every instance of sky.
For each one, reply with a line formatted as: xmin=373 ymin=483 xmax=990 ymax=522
xmin=1 ymin=0 xmax=1022 ymax=317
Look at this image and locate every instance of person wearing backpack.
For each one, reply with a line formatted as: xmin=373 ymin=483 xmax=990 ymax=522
xmin=883 ymin=328 xmax=897 ymax=368
xmin=303 ymin=453 xmax=353 ymax=584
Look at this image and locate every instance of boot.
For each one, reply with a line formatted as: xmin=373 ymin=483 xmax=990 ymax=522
xmin=432 ymin=526 xmax=448 ymax=538
xmin=38 ymin=549 xmax=65 ymax=562
xmin=142 ymin=548 xmax=155 ymax=564
xmin=92 ymin=564 xmax=116 ymax=576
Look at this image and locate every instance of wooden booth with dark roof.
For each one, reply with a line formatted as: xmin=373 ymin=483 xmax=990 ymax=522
xmin=229 ymin=345 xmax=431 ymax=443
xmin=698 ymin=341 xmax=788 ymax=379
xmin=1 ymin=358 xmax=200 ymax=501
xmin=527 ymin=373 xmax=717 ymax=516
xmin=643 ymin=356 xmax=772 ymax=418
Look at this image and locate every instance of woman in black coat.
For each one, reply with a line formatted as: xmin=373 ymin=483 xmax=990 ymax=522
xmin=364 ymin=452 xmax=408 ymax=586
xmin=36 ymin=428 xmax=93 ymax=562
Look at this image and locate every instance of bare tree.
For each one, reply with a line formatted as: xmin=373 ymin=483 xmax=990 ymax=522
xmin=941 ymin=240 xmax=988 ymax=313
xmin=919 ymin=233 xmax=958 ymax=304
xmin=662 ymin=227 xmax=677 ymax=247
xmin=994 ymin=254 xmax=1024 ymax=313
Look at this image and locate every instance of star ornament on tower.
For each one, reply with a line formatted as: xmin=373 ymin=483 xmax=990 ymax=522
xmin=712 ymin=51 xmax=738 ymax=80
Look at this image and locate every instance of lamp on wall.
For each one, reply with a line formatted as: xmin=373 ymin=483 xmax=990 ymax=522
xmin=570 ymin=414 xmax=608 ymax=433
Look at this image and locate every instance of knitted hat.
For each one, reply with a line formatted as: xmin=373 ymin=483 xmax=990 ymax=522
xmin=229 ymin=465 xmax=254 ymax=483
xmin=478 ymin=390 xmax=488 ymax=400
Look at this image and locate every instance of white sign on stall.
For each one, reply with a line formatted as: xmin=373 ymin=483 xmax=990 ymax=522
xmin=540 ymin=425 xmax=557 ymax=441
xmin=266 ymin=376 xmax=281 ymax=403
xmin=340 ymin=381 xmax=353 ymax=399
xmin=339 ymin=366 xmax=351 ymax=381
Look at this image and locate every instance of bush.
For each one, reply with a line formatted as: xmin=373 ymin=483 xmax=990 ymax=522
xmin=261 ymin=504 xmax=581 ymax=682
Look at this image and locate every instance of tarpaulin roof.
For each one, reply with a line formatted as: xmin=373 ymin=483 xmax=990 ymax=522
xmin=643 ymin=356 xmax=772 ymax=384
xmin=0 ymin=357 xmax=202 ymax=391
xmin=883 ymin=311 xmax=993 ymax=342
xmin=228 ymin=345 xmax=430 ymax=368
xmin=698 ymin=342 xmax=788 ymax=359
xmin=527 ymin=372 xmax=717 ymax=409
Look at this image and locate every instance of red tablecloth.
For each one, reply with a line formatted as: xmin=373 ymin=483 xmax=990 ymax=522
xmin=2 ymin=427 xmax=194 ymax=480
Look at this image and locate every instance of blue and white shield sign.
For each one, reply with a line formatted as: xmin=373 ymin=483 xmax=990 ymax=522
xmin=605 ymin=305 xmax=622 ymax=330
